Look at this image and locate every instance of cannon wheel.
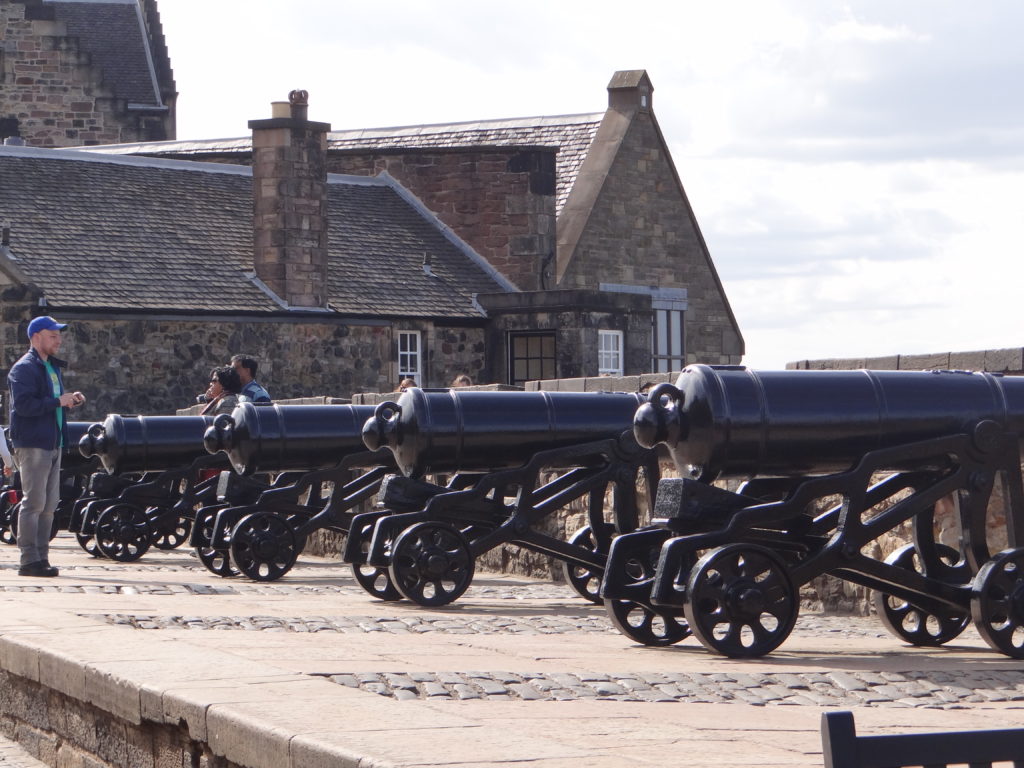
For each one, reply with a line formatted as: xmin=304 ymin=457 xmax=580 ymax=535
xmin=971 ymin=547 xmax=1024 ymax=659
xmin=75 ymin=532 xmax=103 ymax=558
xmin=562 ymin=523 xmax=614 ymax=605
xmin=229 ymin=512 xmax=300 ymax=582
xmin=94 ymin=503 xmax=152 ymax=562
xmin=389 ymin=521 xmax=475 ymax=607
xmin=603 ymin=534 xmax=690 ymax=647
xmin=0 ymin=500 xmax=18 ymax=545
xmin=350 ymin=519 xmax=402 ymax=601
xmin=193 ymin=508 xmax=238 ymax=578
xmin=874 ymin=543 xmax=970 ymax=646
xmin=148 ymin=507 xmax=192 ymax=550
xmin=683 ymin=544 xmax=798 ymax=658
xmin=9 ymin=502 xmax=61 ymax=543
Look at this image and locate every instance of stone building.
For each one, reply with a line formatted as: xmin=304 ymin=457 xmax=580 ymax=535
xmin=0 ymin=0 xmax=175 ymax=147
xmin=0 ymin=94 xmax=512 ymax=419
xmin=88 ymin=70 xmax=744 ymax=384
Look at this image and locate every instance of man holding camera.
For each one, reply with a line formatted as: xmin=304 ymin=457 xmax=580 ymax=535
xmin=7 ymin=316 xmax=87 ymax=577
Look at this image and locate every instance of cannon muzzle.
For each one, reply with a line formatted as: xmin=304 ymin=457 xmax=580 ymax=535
xmin=202 ymin=413 xmax=235 ymax=455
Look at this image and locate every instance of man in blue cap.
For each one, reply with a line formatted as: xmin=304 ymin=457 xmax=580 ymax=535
xmin=7 ymin=316 xmax=87 ymax=577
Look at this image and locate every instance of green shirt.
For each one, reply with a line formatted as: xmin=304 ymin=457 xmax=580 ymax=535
xmin=43 ymin=359 xmax=63 ymax=446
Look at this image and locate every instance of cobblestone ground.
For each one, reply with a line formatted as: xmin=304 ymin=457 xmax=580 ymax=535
xmin=1 ymin=557 xmax=1014 ymax=711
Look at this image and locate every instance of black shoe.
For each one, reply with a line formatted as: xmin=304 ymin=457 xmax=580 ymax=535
xmin=18 ymin=561 xmax=58 ymax=577
xmin=41 ymin=560 xmax=59 ymax=577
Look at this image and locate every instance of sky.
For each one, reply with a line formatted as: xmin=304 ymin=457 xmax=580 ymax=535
xmin=156 ymin=0 xmax=1024 ymax=369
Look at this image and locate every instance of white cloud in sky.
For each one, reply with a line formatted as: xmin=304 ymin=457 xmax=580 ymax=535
xmin=156 ymin=0 xmax=1024 ymax=369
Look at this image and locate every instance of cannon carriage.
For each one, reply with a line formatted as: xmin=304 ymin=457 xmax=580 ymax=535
xmin=600 ymin=364 xmax=1024 ymax=659
xmin=353 ymin=387 xmax=659 ymax=607
xmin=197 ymin=402 xmax=394 ymax=581
xmin=74 ymin=414 xmax=229 ymax=560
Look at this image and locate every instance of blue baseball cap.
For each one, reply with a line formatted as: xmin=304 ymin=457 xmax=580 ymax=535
xmin=27 ymin=316 xmax=68 ymax=338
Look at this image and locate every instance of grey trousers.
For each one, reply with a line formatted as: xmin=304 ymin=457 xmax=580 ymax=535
xmin=15 ymin=446 xmax=61 ymax=566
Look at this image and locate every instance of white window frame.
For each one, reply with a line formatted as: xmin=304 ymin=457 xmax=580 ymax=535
xmin=652 ymin=306 xmax=685 ymax=373
xmin=598 ymin=330 xmax=624 ymax=376
xmin=397 ymin=330 xmax=422 ymax=385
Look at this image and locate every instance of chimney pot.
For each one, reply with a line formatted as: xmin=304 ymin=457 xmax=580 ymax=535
xmin=271 ymin=101 xmax=290 ymax=119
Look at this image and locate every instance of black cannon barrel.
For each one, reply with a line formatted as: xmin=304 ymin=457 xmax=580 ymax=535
xmin=64 ymin=422 xmax=97 ymax=473
xmin=634 ymin=365 xmax=1024 ymax=481
xmin=79 ymin=414 xmax=218 ymax=475
xmin=362 ymin=388 xmax=647 ymax=478
xmin=203 ymin=402 xmax=384 ymax=475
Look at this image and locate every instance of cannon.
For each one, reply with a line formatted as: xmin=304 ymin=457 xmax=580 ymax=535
xmin=355 ymin=387 xmax=658 ymax=607
xmin=198 ymin=402 xmax=394 ymax=581
xmin=75 ymin=414 xmax=226 ymax=560
xmin=0 ymin=422 xmax=99 ymax=545
xmin=600 ymin=364 xmax=1024 ymax=659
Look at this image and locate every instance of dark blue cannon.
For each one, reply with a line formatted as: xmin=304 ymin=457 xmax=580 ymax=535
xmin=76 ymin=414 xmax=224 ymax=561
xmin=356 ymin=387 xmax=658 ymax=607
xmin=602 ymin=364 xmax=1024 ymax=658
xmin=199 ymin=402 xmax=394 ymax=581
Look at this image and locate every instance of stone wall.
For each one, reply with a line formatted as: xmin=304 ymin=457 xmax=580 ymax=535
xmin=556 ymin=110 xmax=742 ymax=365
xmin=0 ymin=669 xmax=245 ymax=768
xmin=0 ymin=294 xmax=487 ymax=419
xmin=0 ymin=1 xmax=172 ymax=147
xmin=327 ymin=149 xmax=556 ymax=292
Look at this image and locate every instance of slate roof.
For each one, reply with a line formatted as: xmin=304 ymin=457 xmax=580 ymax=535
xmin=46 ymin=0 xmax=164 ymax=107
xmin=0 ymin=146 xmax=509 ymax=317
xmin=78 ymin=113 xmax=605 ymax=216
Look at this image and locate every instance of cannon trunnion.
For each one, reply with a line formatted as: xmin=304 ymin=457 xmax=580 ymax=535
xmin=603 ymin=365 xmax=1024 ymax=660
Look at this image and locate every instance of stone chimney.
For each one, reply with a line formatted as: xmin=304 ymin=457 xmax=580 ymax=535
xmin=248 ymin=90 xmax=332 ymax=308
xmin=607 ymin=70 xmax=653 ymax=113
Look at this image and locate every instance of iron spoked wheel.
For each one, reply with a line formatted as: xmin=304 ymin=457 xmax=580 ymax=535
xmin=603 ymin=534 xmax=690 ymax=647
xmin=350 ymin=520 xmax=401 ymax=601
xmin=683 ymin=544 xmax=798 ymax=658
xmin=0 ymin=501 xmax=18 ymax=545
xmin=971 ymin=547 xmax=1024 ymax=659
xmin=562 ymin=523 xmax=614 ymax=605
xmin=229 ymin=512 xmax=300 ymax=582
xmin=94 ymin=503 xmax=152 ymax=562
xmin=389 ymin=522 xmax=475 ymax=607
xmin=193 ymin=508 xmax=238 ymax=578
xmin=148 ymin=508 xmax=192 ymax=550
xmin=874 ymin=543 xmax=970 ymax=646
xmin=75 ymin=531 xmax=103 ymax=558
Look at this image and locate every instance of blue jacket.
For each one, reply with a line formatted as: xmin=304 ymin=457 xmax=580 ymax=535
xmin=7 ymin=348 xmax=70 ymax=450
xmin=241 ymin=380 xmax=272 ymax=404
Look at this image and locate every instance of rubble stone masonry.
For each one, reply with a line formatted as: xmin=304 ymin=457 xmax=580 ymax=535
xmin=0 ymin=1 xmax=164 ymax=147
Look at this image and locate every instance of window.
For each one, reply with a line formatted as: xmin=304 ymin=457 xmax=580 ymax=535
xmin=508 ymin=332 xmax=556 ymax=386
xmin=598 ymin=283 xmax=687 ymax=374
xmin=652 ymin=307 xmax=684 ymax=373
xmin=598 ymin=330 xmax=624 ymax=376
xmin=397 ymin=330 xmax=421 ymax=385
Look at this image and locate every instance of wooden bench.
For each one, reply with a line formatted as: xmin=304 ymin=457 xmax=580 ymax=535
xmin=822 ymin=711 xmax=1024 ymax=768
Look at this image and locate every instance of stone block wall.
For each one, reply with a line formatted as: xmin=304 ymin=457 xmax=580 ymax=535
xmin=557 ymin=111 xmax=742 ymax=365
xmin=325 ymin=149 xmax=556 ymax=291
xmin=0 ymin=1 xmax=171 ymax=147
xmin=0 ymin=295 xmax=488 ymax=419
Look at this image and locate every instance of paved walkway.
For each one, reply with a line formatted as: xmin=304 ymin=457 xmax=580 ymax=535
xmin=2 ymin=533 xmax=1024 ymax=767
